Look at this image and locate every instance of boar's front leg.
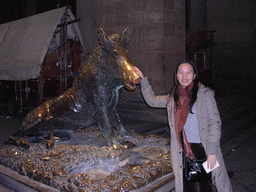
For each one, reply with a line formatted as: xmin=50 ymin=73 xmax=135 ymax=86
xmin=109 ymin=108 xmax=131 ymax=139
xmin=108 ymin=88 xmax=131 ymax=139
xmin=97 ymin=106 xmax=118 ymax=146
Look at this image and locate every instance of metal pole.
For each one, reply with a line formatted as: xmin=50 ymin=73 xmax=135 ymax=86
xmin=64 ymin=11 xmax=68 ymax=92
xmin=25 ymin=80 xmax=28 ymax=100
xmin=19 ymin=81 xmax=22 ymax=113
xmin=60 ymin=10 xmax=68 ymax=93
xmin=14 ymin=81 xmax=18 ymax=101
xmin=63 ymin=9 xmax=68 ymax=92
xmin=60 ymin=18 xmax=64 ymax=94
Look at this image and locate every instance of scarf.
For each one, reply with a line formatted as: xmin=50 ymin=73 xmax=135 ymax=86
xmin=174 ymin=82 xmax=196 ymax=159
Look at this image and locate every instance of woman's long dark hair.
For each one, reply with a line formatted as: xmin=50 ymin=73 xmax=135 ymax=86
xmin=172 ymin=59 xmax=199 ymax=113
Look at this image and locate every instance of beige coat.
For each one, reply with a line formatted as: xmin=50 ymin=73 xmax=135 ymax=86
xmin=140 ymin=77 xmax=232 ymax=192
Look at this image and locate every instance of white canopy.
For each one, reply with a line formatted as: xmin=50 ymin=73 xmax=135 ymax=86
xmin=0 ymin=7 xmax=86 ymax=81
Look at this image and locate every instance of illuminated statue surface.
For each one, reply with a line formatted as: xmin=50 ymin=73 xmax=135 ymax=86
xmin=5 ymin=28 xmax=141 ymax=148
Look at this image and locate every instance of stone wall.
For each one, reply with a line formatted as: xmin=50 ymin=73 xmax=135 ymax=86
xmin=94 ymin=0 xmax=186 ymax=97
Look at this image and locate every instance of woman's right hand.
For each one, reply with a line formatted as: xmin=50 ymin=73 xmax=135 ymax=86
xmin=133 ymin=66 xmax=144 ymax=79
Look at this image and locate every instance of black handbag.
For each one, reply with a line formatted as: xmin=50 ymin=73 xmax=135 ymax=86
xmin=181 ymin=131 xmax=211 ymax=182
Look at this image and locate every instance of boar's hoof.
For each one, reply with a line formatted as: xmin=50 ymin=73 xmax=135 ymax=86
xmin=54 ymin=131 xmax=71 ymax=142
xmin=119 ymin=140 xmax=136 ymax=150
xmin=4 ymin=136 xmax=29 ymax=149
xmin=4 ymin=136 xmax=17 ymax=146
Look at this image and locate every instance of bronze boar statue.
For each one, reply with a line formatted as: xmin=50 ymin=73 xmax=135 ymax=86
xmin=5 ymin=28 xmax=141 ymax=149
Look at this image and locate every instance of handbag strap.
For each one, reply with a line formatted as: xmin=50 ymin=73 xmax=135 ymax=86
xmin=180 ymin=131 xmax=186 ymax=161
xmin=180 ymin=131 xmax=185 ymax=151
xmin=180 ymin=131 xmax=187 ymax=169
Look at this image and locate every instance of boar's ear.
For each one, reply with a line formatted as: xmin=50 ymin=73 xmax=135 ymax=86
xmin=98 ymin=28 xmax=107 ymax=46
xmin=121 ymin=27 xmax=131 ymax=47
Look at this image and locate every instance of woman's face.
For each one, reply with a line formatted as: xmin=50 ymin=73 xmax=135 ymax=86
xmin=176 ymin=63 xmax=196 ymax=88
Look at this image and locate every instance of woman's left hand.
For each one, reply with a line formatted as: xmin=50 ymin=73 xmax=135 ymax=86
xmin=207 ymin=154 xmax=217 ymax=170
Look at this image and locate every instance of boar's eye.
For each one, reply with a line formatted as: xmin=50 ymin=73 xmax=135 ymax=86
xmin=111 ymin=49 xmax=118 ymax=57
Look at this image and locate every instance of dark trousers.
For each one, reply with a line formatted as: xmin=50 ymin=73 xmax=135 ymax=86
xmin=183 ymin=143 xmax=217 ymax=192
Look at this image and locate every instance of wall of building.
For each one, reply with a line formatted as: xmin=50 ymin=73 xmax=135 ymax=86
xmin=189 ymin=0 xmax=207 ymax=32
xmin=207 ymin=0 xmax=255 ymax=81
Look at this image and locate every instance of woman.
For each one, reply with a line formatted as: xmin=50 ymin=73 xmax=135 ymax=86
xmin=133 ymin=60 xmax=232 ymax=192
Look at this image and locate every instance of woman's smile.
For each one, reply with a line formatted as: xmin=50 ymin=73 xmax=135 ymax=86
xmin=177 ymin=63 xmax=196 ymax=88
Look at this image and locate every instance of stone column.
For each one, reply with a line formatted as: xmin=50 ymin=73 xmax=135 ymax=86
xmin=77 ymin=0 xmax=95 ymax=54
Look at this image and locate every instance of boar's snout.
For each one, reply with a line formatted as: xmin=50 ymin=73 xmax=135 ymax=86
xmin=121 ymin=65 xmax=142 ymax=91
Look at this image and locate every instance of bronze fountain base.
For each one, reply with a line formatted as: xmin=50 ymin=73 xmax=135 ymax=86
xmin=0 ymin=125 xmax=174 ymax=191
